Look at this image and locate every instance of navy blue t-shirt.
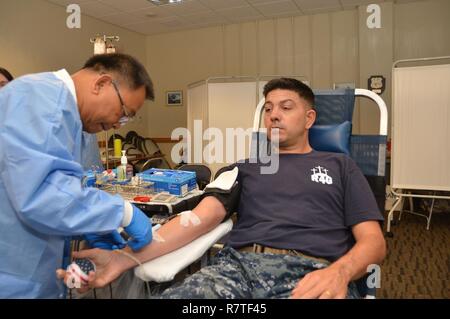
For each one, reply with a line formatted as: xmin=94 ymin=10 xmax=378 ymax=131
xmin=226 ymin=150 xmax=383 ymax=261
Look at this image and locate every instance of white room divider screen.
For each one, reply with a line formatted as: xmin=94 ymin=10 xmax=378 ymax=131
xmin=392 ymin=63 xmax=450 ymax=191
xmin=386 ymin=57 xmax=450 ymax=233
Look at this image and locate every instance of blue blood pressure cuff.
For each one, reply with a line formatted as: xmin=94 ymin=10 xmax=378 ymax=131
xmin=199 ymin=167 xmax=241 ymax=222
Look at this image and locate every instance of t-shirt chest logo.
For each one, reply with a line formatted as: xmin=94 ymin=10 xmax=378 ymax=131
xmin=310 ymin=166 xmax=333 ymax=185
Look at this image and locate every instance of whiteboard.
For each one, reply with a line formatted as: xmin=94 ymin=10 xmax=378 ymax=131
xmin=391 ymin=64 xmax=450 ymax=191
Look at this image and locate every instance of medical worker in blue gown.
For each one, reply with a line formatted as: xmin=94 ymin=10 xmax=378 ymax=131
xmin=0 ymin=53 xmax=155 ymax=298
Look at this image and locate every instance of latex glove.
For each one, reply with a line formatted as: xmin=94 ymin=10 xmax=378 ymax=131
xmin=84 ymin=230 xmax=126 ymax=250
xmin=123 ymin=205 xmax=153 ymax=251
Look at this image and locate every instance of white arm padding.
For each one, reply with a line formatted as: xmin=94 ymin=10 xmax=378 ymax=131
xmin=204 ymin=167 xmax=238 ymax=191
xmin=134 ymin=219 xmax=233 ymax=283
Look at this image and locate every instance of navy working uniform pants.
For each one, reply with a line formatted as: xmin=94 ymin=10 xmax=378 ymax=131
xmin=159 ymin=246 xmax=361 ymax=299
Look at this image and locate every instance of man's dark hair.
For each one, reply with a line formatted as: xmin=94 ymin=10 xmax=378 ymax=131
xmin=263 ymin=77 xmax=314 ymax=108
xmin=0 ymin=67 xmax=14 ymax=81
xmin=83 ymin=53 xmax=154 ymax=100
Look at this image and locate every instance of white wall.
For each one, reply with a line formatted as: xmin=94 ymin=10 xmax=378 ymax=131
xmin=2 ymin=0 xmax=449 ymax=158
xmin=145 ymin=0 xmax=450 ymax=139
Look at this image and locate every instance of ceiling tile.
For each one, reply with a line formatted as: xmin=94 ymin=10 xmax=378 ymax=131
xmin=46 ymin=0 xmax=92 ymax=6
xmin=199 ymin=0 xmax=248 ymax=10
xmin=78 ymin=1 xmax=122 ymax=18
xmin=254 ymin=0 xmax=301 ymax=18
xmin=98 ymin=0 xmax=154 ymax=12
xmin=216 ymin=5 xmax=263 ymax=21
xmin=98 ymin=12 xmax=148 ymax=26
xmin=182 ymin=11 xmax=230 ymax=24
xmin=157 ymin=16 xmax=193 ymax=28
xmin=340 ymin=0 xmax=383 ymax=6
xmin=128 ymin=5 xmax=173 ymax=20
xmin=161 ymin=0 xmax=211 ymax=15
xmin=394 ymin=0 xmax=425 ymax=3
xmin=340 ymin=0 xmax=385 ymax=10
xmin=294 ymin=0 xmax=342 ymax=12
xmin=246 ymin=0 xmax=279 ymax=4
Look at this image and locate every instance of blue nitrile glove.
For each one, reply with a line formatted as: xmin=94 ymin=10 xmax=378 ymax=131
xmin=84 ymin=230 xmax=127 ymax=250
xmin=123 ymin=205 xmax=153 ymax=251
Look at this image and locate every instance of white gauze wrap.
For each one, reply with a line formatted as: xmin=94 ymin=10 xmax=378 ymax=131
xmin=179 ymin=210 xmax=201 ymax=227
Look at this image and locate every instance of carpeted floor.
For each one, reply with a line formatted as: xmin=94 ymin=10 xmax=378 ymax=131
xmin=379 ymin=210 xmax=450 ymax=298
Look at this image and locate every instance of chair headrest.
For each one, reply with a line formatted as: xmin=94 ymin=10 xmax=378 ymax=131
xmin=309 ymin=121 xmax=352 ymax=155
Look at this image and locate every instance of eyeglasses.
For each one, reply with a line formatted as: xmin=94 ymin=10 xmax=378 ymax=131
xmin=111 ymin=80 xmax=135 ymax=126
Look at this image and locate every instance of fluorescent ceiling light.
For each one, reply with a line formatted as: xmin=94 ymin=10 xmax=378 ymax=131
xmin=149 ymin=0 xmax=183 ymax=5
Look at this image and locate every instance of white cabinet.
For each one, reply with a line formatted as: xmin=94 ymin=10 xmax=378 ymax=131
xmin=187 ymin=78 xmax=261 ymax=175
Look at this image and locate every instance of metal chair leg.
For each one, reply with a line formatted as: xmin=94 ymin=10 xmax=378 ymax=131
xmin=426 ymin=194 xmax=436 ymax=230
xmin=386 ymin=196 xmax=403 ymax=237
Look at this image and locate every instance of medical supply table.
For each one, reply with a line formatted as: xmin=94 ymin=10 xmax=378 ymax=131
xmin=99 ymin=182 xmax=203 ymax=224
xmin=132 ymin=190 xmax=203 ymax=224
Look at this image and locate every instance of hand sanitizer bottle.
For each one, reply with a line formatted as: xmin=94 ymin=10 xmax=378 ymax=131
xmin=117 ymin=151 xmax=128 ymax=181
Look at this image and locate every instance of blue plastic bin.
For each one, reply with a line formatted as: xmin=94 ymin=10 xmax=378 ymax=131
xmin=138 ymin=168 xmax=197 ymax=196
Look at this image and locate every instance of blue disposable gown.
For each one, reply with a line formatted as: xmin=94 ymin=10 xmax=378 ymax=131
xmin=81 ymin=132 xmax=104 ymax=171
xmin=0 ymin=72 xmax=124 ymax=298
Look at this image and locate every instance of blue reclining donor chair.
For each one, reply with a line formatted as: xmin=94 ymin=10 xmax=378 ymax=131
xmin=314 ymin=89 xmax=387 ymax=298
xmin=312 ymin=89 xmax=388 ymax=215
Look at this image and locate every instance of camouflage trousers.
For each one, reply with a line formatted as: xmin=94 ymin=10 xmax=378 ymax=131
xmin=157 ymin=246 xmax=361 ymax=299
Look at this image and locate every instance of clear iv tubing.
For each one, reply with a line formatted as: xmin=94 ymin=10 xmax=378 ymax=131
xmin=115 ymin=250 xmax=151 ymax=297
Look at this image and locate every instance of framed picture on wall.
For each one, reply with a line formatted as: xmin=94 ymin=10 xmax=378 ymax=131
xmin=166 ymin=90 xmax=183 ymax=106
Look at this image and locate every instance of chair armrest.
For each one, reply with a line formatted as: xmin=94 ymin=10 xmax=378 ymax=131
xmin=134 ymin=219 xmax=233 ymax=282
